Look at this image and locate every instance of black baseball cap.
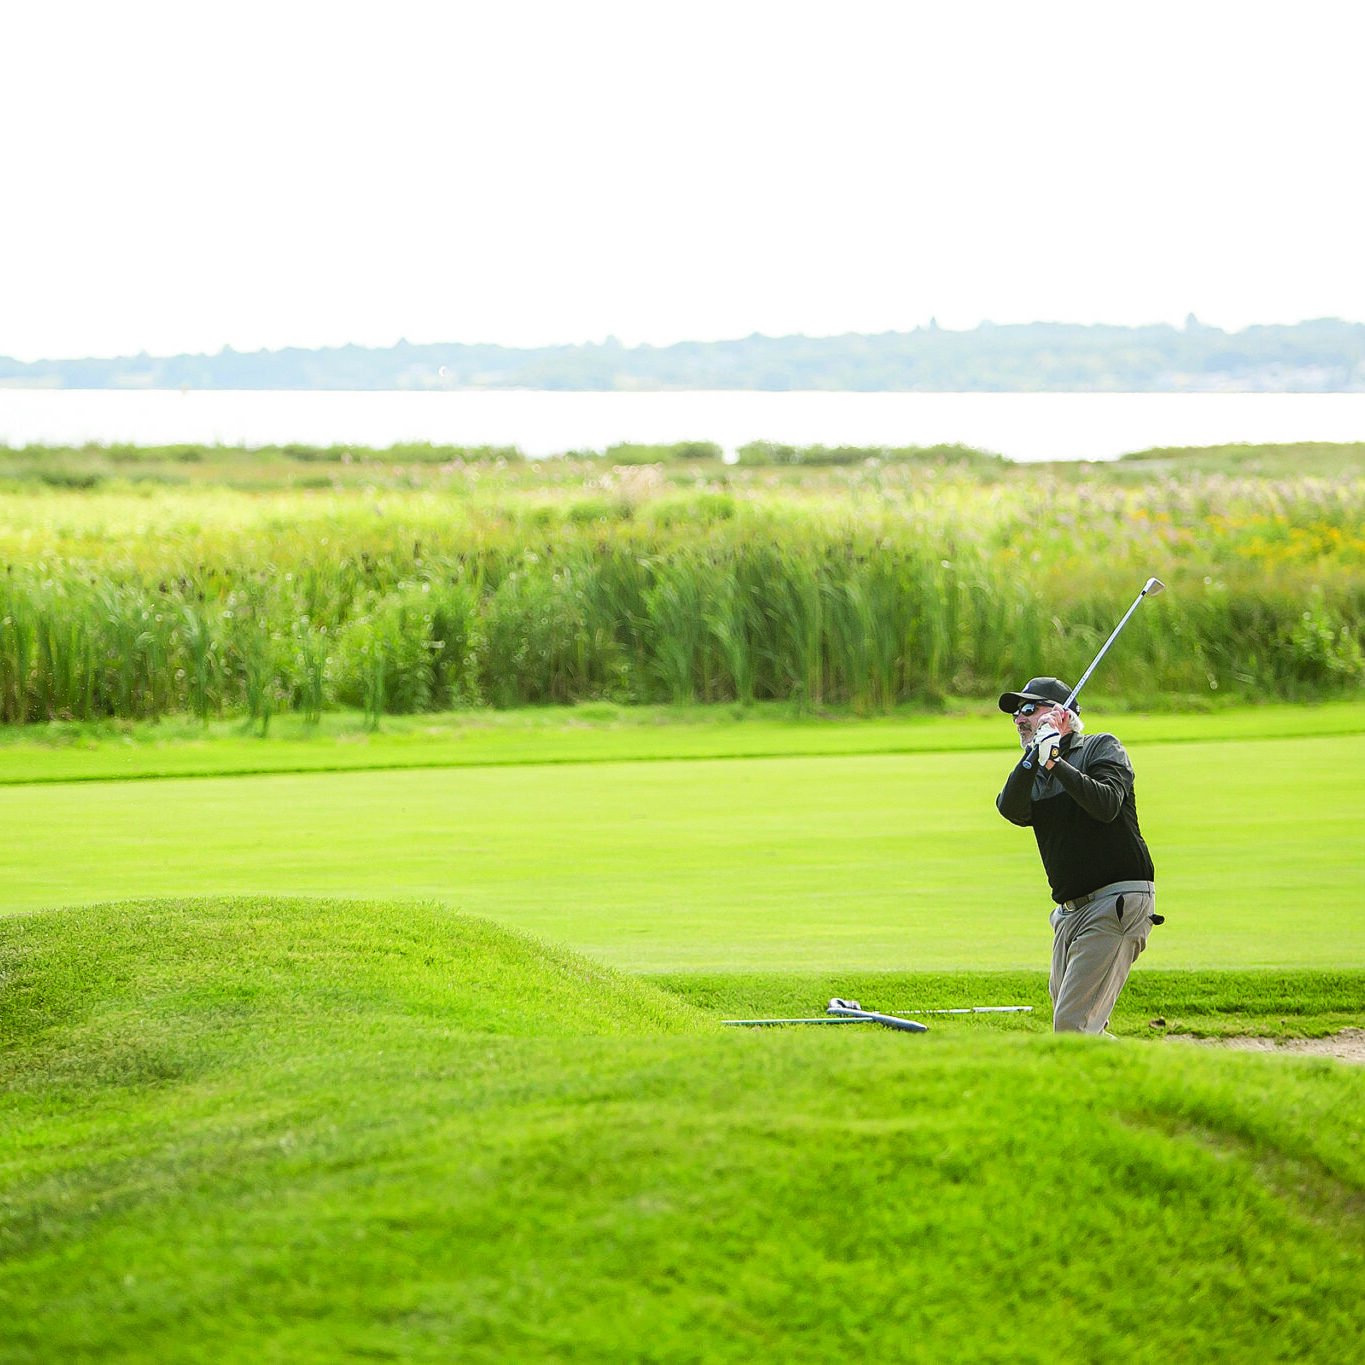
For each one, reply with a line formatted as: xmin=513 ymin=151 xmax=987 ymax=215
xmin=998 ymin=676 xmax=1078 ymax=714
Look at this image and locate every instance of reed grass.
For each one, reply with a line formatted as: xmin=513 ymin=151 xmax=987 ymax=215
xmin=1 ymin=464 xmax=1361 ymax=722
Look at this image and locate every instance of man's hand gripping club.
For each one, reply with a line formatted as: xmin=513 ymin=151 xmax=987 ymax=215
xmin=1031 ymin=720 xmax=1063 ymax=768
xmin=1016 ymin=703 xmax=1069 ymax=771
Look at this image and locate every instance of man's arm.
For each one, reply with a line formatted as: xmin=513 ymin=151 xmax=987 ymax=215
xmin=996 ymin=758 xmax=1036 ymax=825
xmin=1048 ymin=736 xmax=1132 ymax=823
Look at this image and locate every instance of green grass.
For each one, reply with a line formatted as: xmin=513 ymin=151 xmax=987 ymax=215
xmin=3 ymin=896 xmax=1364 ymax=1363
xmin=5 ymin=436 xmax=1362 ymax=485
xmin=4 ymin=443 xmax=1363 ymax=1357
xmin=3 ymin=706 xmax=1364 ymax=971
xmin=1116 ymin=440 xmax=1365 ymax=478
xmin=654 ymin=968 xmax=1365 ymax=1040
xmin=2 ymin=697 xmax=1364 ymax=784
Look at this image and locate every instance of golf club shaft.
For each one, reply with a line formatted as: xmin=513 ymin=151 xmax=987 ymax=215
xmin=1022 ymin=575 xmax=1164 ymax=770
xmin=897 ymin=1005 xmax=1033 ymax=1016
xmin=722 ymin=1017 xmax=869 ymax=1026
xmin=1063 ymin=578 xmax=1163 ymax=711
xmin=726 ymin=1006 xmax=1033 ymax=1027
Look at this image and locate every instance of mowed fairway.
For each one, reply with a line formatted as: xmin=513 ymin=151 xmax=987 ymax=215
xmin=2 ymin=717 xmax=1363 ymax=970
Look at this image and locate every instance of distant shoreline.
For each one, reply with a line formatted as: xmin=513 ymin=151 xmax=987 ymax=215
xmin=3 ymin=318 xmax=1364 ymax=393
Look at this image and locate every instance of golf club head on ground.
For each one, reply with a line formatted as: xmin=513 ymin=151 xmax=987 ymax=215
xmin=825 ymin=1003 xmax=929 ymax=1033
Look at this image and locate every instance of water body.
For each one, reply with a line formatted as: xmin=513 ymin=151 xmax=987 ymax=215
xmin=1 ymin=388 xmax=1364 ymax=462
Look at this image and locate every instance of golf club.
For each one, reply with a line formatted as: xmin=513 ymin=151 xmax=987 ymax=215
xmin=822 ymin=1004 xmax=930 ymax=1032
xmin=875 ymin=1005 xmax=1033 ymax=1017
xmin=724 ymin=1001 xmax=929 ymax=1032
xmin=828 ymin=999 xmax=1031 ymax=1021
xmin=1022 ymin=575 xmax=1166 ymax=770
xmin=723 ymin=1013 xmax=928 ymax=1032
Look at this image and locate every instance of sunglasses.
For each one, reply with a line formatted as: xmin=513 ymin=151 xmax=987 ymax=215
xmin=1013 ymin=702 xmax=1042 ymax=717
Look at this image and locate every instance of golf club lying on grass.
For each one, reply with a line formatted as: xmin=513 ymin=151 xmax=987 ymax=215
xmin=822 ymin=1002 xmax=930 ymax=1031
xmin=722 ymin=1000 xmax=1034 ymax=1032
xmin=724 ymin=1007 xmax=928 ymax=1033
xmin=1023 ymin=575 xmax=1166 ymax=771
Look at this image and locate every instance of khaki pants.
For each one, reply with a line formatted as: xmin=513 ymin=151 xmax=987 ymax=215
xmin=1049 ymin=881 xmax=1157 ymax=1034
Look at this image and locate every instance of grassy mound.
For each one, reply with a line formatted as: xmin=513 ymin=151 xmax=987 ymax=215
xmin=2 ymin=898 xmax=1364 ymax=1361
xmin=1 ymin=896 xmax=706 ymax=1077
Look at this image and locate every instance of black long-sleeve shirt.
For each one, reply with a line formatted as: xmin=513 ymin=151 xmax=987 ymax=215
xmin=996 ymin=731 xmax=1155 ymax=905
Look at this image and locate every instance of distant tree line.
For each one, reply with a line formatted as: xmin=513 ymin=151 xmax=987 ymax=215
xmin=3 ymin=318 xmax=1364 ymax=392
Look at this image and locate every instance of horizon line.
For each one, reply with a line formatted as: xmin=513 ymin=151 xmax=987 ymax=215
xmin=4 ymin=315 xmax=1363 ymax=368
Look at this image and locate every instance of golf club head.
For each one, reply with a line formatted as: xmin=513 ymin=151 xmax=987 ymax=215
xmin=826 ymin=1003 xmax=930 ymax=1032
xmin=1143 ymin=577 xmax=1166 ymax=597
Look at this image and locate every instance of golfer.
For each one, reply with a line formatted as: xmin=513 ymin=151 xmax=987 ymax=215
xmin=995 ymin=676 xmax=1161 ymax=1035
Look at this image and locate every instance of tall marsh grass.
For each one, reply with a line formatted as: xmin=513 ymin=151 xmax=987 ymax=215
xmin=1 ymin=467 xmax=1361 ymax=723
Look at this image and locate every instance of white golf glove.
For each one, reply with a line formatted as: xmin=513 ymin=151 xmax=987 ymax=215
xmin=1032 ymin=723 xmax=1062 ymax=766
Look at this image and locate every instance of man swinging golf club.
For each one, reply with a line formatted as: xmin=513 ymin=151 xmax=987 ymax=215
xmin=996 ymin=676 xmax=1161 ymax=1035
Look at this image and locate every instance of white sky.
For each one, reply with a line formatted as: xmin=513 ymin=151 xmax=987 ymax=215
xmin=3 ymin=0 xmax=1363 ymax=360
